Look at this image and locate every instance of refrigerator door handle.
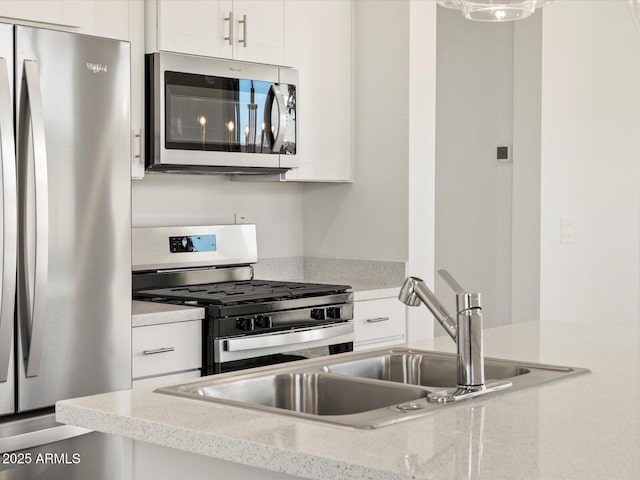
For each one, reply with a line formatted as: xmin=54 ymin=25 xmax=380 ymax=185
xmin=19 ymin=59 xmax=49 ymax=378
xmin=0 ymin=57 xmax=17 ymax=383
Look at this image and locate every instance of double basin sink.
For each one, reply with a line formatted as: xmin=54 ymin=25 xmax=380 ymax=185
xmin=156 ymin=348 xmax=588 ymax=429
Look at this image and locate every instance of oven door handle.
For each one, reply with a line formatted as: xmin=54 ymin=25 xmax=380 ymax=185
xmin=224 ymin=323 xmax=353 ymax=352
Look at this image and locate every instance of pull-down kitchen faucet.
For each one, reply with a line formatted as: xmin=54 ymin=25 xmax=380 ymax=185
xmin=399 ymin=270 xmax=511 ymax=402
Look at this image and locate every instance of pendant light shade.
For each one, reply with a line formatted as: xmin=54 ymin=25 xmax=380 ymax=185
xmin=630 ymin=0 xmax=640 ymax=32
xmin=461 ymin=0 xmax=536 ymax=21
xmin=436 ymin=0 xmax=554 ymax=22
xmin=437 ymin=0 xmax=464 ymax=9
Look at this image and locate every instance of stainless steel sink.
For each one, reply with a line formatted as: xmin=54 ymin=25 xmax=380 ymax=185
xmin=156 ymin=348 xmax=589 ymax=429
xmin=322 ymin=351 xmax=530 ymax=389
xmin=191 ymin=372 xmax=428 ymax=415
xmin=168 ymin=372 xmax=429 ymax=427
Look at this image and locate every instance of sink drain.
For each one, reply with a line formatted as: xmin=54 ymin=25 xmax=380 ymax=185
xmin=396 ymin=402 xmax=425 ymax=411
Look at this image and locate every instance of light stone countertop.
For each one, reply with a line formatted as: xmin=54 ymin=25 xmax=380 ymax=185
xmin=132 ymin=300 xmax=205 ymax=327
xmin=56 ymin=320 xmax=640 ymax=479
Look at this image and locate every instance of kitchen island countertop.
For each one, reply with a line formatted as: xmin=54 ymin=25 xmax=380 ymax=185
xmin=56 ymin=320 xmax=640 ymax=479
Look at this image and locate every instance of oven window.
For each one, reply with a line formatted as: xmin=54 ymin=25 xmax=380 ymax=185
xmin=164 ymin=71 xmax=283 ymax=154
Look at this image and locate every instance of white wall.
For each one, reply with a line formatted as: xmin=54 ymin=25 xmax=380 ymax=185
xmin=540 ymin=0 xmax=640 ymax=325
xmin=132 ymin=175 xmax=304 ymax=259
xmin=435 ymin=7 xmax=515 ymax=329
xmin=407 ymin=0 xmax=438 ymax=341
xmin=301 ymin=0 xmax=410 ymax=263
xmin=512 ymin=12 xmax=542 ymax=323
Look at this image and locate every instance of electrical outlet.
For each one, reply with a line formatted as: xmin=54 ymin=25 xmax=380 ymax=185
xmin=234 ymin=213 xmax=246 ymax=225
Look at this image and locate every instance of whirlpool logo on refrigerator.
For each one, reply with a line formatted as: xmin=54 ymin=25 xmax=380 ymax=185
xmin=86 ymin=62 xmax=108 ymax=74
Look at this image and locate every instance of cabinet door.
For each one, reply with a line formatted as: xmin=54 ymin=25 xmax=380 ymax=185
xmin=0 ymin=1 xmax=129 ymax=40
xmin=156 ymin=0 xmax=233 ymax=58
xmin=353 ymin=298 xmax=406 ymax=351
xmin=0 ymin=1 xmax=66 ymax=25
xmin=62 ymin=0 xmax=129 ymax=40
xmin=282 ymin=0 xmax=352 ymax=182
xmin=132 ymin=321 xmax=202 ymax=379
xmin=232 ymin=0 xmax=284 ymax=65
xmin=130 ymin=0 xmax=145 ymax=179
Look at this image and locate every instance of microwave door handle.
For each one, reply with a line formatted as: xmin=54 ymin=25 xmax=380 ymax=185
xmin=269 ymin=84 xmax=287 ymax=152
xmin=19 ymin=59 xmax=48 ymax=378
xmin=0 ymin=57 xmax=17 ymax=383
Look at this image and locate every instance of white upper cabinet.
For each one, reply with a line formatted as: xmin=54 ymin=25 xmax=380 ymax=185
xmin=0 ymin=0 xmax=129 ymax=40
xmin=0 ymin=1 xmax=67 ymax=26
xmin=149 ymin=0 xmax=232 ymax=58
xmin=130 ymin=0 xmax=146 ymax=179
xmin=147 ymin=0 xmax=284 ymax=65
xmin=62 ymin=0 xmax=129 ymax=40
xmin=281 ymin=0 xmax=352 ymax=182
xmin=231 ymin=0 xmax=284 ymax=65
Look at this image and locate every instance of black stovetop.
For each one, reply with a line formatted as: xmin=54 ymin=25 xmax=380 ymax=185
xmin=135 ymin=280 xmax=351 ymax=307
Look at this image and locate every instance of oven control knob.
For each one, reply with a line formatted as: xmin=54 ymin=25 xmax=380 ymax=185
xmin=255 ymin=315 xmax=272 ymax=329
xmin=310 ymin=308 xmax=325 ymax=320
xmin=236 ymin=317 xmax=254 ymax=331
xmin=326 ymin=307 xmax=341 ymax=319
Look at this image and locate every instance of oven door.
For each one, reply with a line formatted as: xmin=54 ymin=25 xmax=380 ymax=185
xmin=147 ymin=52 xmax=297 ymax=173
xmin=212 ymin=322 xmax=354 ymax=374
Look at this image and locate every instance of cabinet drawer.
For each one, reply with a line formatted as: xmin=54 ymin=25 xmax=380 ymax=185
xmin=132 ymin=321 xmax=201 ymax=379
xmin=353 ymin=298 xmax=406 ymax=347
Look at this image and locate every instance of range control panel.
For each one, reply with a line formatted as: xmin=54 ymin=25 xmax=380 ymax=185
xmin=169 ymin=234 xmax=217 ymax=253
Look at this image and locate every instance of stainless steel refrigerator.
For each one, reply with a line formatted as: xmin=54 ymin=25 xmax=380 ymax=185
xmin=0 ymin=24 xmax=131 ymax=478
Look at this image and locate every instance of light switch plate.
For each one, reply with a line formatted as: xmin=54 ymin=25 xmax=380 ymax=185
xmin=560 ymin=218 xmax=576 ymax=243
xmin=497 ymin=145 xmax=512 ymax=163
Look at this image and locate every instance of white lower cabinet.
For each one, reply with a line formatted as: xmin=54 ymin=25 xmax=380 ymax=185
xmin=132 ymin=321 xmax=202 ymax=387
xmin=353 ymin=297 xmax=406 ymax=351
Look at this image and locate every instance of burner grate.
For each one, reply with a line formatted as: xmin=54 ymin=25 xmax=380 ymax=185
xmin=136 ymin=280 xmax=351 ymax=306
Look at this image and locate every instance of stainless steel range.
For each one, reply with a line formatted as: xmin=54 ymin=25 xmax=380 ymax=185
xmin=132 ymin=225 xmax=354 ymax=375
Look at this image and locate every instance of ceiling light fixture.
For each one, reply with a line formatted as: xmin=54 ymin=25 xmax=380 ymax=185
xmin=437 ymin=0 xmax=555 ymax=22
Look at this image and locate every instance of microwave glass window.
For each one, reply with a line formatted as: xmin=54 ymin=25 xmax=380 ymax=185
xmin=164 ymin=71 xmax=292 ymax=154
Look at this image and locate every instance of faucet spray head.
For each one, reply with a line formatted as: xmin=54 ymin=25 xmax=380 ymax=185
xmin=398 ymin=277 xmax=423 ymax=306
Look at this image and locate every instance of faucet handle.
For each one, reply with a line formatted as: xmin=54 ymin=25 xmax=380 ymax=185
xmin=437 ymin=269 xmax=466 ymax=294
xmin=438 ymin=270 xmax=481 ymax=311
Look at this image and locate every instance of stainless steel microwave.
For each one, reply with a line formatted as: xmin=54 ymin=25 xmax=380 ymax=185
xmin=145 ymin=52 xmax=298 ymax=174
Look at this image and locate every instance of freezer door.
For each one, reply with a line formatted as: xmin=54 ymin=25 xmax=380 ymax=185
xmin=15 ymin=27 xmax=131 ymax=411
xmin=0 ymin=22 xmax=16 ymax=417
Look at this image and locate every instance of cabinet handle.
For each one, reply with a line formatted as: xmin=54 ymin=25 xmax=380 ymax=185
xmin=143 ymin=347 xmax=175 ymax=355
xmin=238 ymin=14 xmax=247 ymax=47
xmin=224 ymin=12 xmax=233 ymax=45
xmin=366 ymin=317 xmax=390 ymax=324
